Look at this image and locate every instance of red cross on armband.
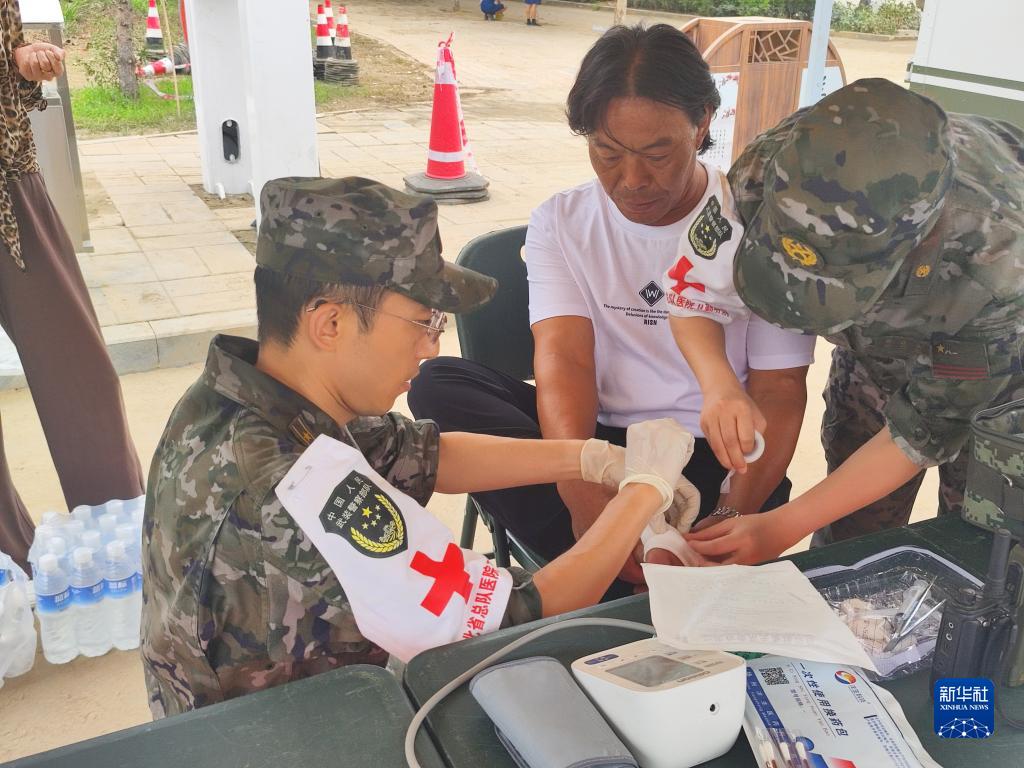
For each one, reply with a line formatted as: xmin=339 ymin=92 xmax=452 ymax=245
xmin=667 ymin=255 xmax=706 ymax=295
xmin=410 ymin=543 xmax=474 ymax=616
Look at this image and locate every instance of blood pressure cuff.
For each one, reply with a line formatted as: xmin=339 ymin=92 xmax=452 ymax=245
xmin=470 ymin=657 xmax=638 ymax=768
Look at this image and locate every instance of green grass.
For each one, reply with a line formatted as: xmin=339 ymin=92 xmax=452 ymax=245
xmin=71 ymin=76 xmax=196 ymax=137
xmin=72 ymin=76 xmax=379 ymax=137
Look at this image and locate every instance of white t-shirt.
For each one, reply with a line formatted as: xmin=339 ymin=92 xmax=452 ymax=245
xmin=526 ymin=165 xmax=815 ymax=435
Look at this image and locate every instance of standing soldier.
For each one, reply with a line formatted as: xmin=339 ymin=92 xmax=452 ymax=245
xmin=686 ymin=79 xmax=1024 ymax=563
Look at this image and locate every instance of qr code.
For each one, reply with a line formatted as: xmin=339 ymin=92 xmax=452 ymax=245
xmin=761 ymin=667 xmax=790 ymax=686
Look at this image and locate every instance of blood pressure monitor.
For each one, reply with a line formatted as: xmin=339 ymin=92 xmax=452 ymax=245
xmin=572 ymin=639 xmax=746 ymax=768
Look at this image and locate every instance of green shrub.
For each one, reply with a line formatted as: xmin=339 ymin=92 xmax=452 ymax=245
xmin=625 ymin=0 xmax=920 ymax=31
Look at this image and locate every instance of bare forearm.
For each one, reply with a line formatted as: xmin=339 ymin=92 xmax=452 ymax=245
xmin=721 ymin=368 xmax=807 ymax=514
xmin=535 ymin=354 xmax=607 ymax=535
xmin=435 ymin=433 xmax=583 ymax=494
xmin=669 ymin=315 xmax=739 ymax=391
xmin=534 ymin=484 xmax=660 ymax=616
xmin=785 ymin=428 xmax=922 ymax=539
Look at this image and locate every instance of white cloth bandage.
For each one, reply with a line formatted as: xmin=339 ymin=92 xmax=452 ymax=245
xmin=640 ymin=525 xmax=705 ymax=567
xmin=619 ymin=474 xmax=673 ymax=515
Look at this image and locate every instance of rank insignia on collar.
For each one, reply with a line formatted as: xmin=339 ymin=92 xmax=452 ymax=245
xmin=319 ymin=470 xmax=407 ymax=558
xmin=688 ymin=195 xmax=733 ymax=260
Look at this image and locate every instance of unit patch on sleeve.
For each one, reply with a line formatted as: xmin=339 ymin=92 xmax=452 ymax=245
xmin=688 ymin=195 xmax=733 ymax=259
xmin=319 ymin=470 xmax=408 ymax=558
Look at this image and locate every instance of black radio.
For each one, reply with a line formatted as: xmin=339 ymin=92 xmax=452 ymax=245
xmin=931 ymin=529 xmax=1016 ymax=689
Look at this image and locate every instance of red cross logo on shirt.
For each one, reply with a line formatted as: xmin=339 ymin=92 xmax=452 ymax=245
xmin=410 ymin=543 xmax=473 ymax=616
xmin=667 ymin=256 xmax=706 ymax=295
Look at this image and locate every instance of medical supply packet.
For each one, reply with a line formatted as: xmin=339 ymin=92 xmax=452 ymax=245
xmin=643 ymin=560 xmax=878 ymax=671
xmin=743 ymin=656 xmax=941 ymax=768
xmin=805 ymin=546 xmax=982 ymax=680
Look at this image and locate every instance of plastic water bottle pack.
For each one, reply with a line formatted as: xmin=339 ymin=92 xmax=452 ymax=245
xmin=26 ymin=495 xmax=146 ymax=664
xmin=0 ymin=552 xmax=37 ymax=686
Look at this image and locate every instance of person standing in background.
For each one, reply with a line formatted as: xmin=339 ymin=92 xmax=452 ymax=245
xmin=0 ymin=0 xmax=143 ymax=571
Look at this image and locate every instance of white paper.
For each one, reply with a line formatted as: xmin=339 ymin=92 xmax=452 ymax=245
xmin=643 ymin=560 xmax=878 ymax=672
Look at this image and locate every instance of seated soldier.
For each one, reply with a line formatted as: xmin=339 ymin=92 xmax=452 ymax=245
xmin=141 ymin=177 xmax=696 ymax=718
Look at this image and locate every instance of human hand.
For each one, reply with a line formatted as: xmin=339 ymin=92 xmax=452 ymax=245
xmin=579 ymin=439 xmax=626 ymax=487
xmin=683 ymin=509 xmax=797 ymax=565
xmin=558 ymin=479 xmax=616 ymax=540
xmin=620 ymin=419 xmax=694 ymax=512
xmin=14 ymin=42 xmax=65 ymax=82
xmin=700 ymin=385 xmax=766 ymax=472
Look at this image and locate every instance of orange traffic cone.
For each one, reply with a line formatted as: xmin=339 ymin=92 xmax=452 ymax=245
xmin=336 ymin=6 xmax=353 ymax=60
xmin=145 ymin=0 xmax=165 ymax=57
xmin=325 ymin=0 xmax=337 ymax=45
xmin=404 ymin=36 xmax=488 ymax=202
xmin=315 ymin=5 xmax=334 ymax=60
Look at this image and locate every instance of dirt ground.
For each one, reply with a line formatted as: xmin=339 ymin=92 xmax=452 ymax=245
xmin=1 ymin=1 xmax=924 ymax=760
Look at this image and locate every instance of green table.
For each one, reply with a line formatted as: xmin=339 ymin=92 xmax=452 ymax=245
xmin=4 ymin=665 xmax=444 ymax=768
xmin=405 ymin=515 xmax=1024 ymax=767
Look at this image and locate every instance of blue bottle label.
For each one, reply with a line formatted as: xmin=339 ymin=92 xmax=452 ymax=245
xmin=0 ymin=569 xmax=9 ymax=587
xmin=71 ymin=581 xmax=105 ymax=606
xmin=37 ymin=587 xmax=71 ymax=613
xmin=105 ymin=577 xmax=133 ymax=598
xmin=131 ymin=572 xmax=143 ymax=592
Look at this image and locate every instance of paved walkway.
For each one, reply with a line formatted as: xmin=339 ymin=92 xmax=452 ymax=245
xmin=0 ymin=0 xmax=914 ymax=387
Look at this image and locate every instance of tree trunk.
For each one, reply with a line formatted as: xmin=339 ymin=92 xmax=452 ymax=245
xmin=613 ymin=0 xmax=627 ymax=26
xmin=115 ymin=0 xmax=138 ymax=99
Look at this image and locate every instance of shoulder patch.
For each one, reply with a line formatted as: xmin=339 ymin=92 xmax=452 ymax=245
xmin=319 ymin=470 xmax=407 ymax=558
xmin=688 ymin=195 xmax=734 ymax=259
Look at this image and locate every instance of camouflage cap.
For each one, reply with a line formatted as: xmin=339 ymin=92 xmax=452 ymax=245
xmin=734 ymin=78 xmax=954 ymax=335
xmin=256 ymin=177 xmax=496 ymax=313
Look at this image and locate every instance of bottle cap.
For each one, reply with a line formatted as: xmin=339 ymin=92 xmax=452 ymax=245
xmin=39 ymin=553 xmax=59 ymax=573
xmin=73 ymin=547 xmax=93 ymax=566
xmin=46 ymin=537 xmax=67 ymax=556
xmin=106 ymin=540 xmax=126 ymax=559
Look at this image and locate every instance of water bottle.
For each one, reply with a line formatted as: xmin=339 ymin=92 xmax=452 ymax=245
xmin=104 ymin=541 xmax=140 ymax=650
xmin=71 ymin=505 xmax=93 ymax=529
xmin=97 ymin=513 xmax=118 ymax=546
xmin=80 ymin=530 xmax=103 ymax=559
xmin=46 ymin=536 xmax=70 ymax=574
xmin=0 ymin=556 xmax=36 ymax=681
xmin=131 ymin=507 xmax=144 ymax=528
xmin=35 ymin=553 xmax=76 ymax=664
xmin=27 ymin=523 xmax=59 ymax=574
xmin=63 ymin=519 xmax=86 ymax=550
xmin=40 ymin=511 xmax=66 ymax=528
xmin=104 ymin=499 xmax=126 ymax=525
xmin=69 ymin=547 xmax=111 ymax=657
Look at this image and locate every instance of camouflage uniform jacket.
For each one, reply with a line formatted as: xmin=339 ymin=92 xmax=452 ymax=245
xmin=141 ymin=335 xmax=541 ymax=718
xmin=730 ymin=113 xmax=1024 ymax=467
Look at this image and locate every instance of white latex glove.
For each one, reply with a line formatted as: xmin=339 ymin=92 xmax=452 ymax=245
xmin=619 ymin=419 xmax=693 ymax=514
xmin=581 ymin=431 xmax=700 ymax=530
xmin=580 ymin=439 xmax=626 ymax=487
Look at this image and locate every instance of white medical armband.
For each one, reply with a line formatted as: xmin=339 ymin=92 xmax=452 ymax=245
xmin=662 ymin=192 xmax=749 ymax=325
xmin=276 ymin=435 xmax=513 ymax=662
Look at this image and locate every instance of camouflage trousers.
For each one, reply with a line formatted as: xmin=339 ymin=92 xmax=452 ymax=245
xmin=813 ymin=346 xmax=969 ymax=545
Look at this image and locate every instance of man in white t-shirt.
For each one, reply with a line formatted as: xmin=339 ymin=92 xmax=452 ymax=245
xmin=409 ymin=25 xmax=814 ymax=591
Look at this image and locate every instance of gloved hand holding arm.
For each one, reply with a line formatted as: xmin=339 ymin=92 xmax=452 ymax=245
xmin=534 ymin=418 xmax=696 ymax=613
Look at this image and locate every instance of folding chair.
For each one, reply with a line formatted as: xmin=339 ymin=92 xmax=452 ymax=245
xmin=454 ymin=225 xmax=547 ymax=572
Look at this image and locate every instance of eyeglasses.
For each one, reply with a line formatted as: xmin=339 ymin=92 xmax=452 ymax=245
xmin=306 ymin=299 xmax=448 ymax=343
